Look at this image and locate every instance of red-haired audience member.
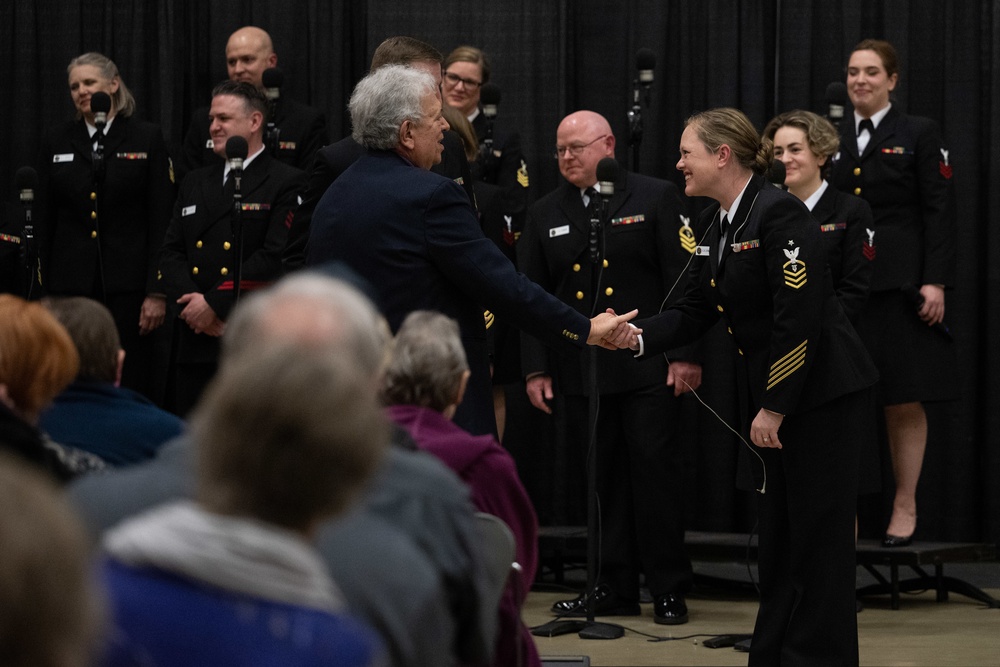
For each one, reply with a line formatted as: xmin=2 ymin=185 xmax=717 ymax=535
xmin=0 ymin=452 xmax=105 ymax=667
xmin=99 ymin=344 xmax=387 ymax=666
xmin=0 ymin=294 xmax=102 ymax=481
xmin=39 ymin=297 xmax=184 ymax=466
xmin=383 ymin=310 xmax=540 ymax=667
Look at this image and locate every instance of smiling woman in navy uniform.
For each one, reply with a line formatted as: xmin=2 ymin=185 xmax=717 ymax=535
xmin=608 ymin=108 xmax=877 ymax=666
xmin=830 ymin=39 xmax=957 ymax=548
xmin=38 ymin=52 xmax=175 ymax=400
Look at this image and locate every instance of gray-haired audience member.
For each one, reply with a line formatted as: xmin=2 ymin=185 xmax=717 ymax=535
xmin=39 ymin=297 xmax=184 ymax=466
xmin=68 ymin=270 xmax=495 ymax=667
xmin=100 ymin=344 xmax=387 ymax=665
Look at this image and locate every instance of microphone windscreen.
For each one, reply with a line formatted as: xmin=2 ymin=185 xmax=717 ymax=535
xmin=262 ymin=67 xmax=284 ymax=89
xmin=636 ymin=48 xmax=656 ymax=84
xmin=90 ymin=92 xmax=112 ymax=115
xmin=636 ymin=48 xmax=656 ymax=71
xmin=767 ymin=160 xmax=786 ymax=185
xmin=596 ymin=157 xmax=619 ymax=184
xmin=825 ymin=81 xmax=848 ymax=106
xmin=15 ymin=166 xmax=38 ymax=190
xmin=226 ymin=136 xmax=249 ymax=160
xmin=480 ymin=82 xmax=502 ymax=106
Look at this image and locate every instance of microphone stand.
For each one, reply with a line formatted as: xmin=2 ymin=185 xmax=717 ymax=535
xmin=265 ymin=99 xmax=280 ymax=158
xmin=230 ymin=169 xmax=244 ymax=304
xmin=578 ymin=189 xmax=624 ymax=640
xmin=20 ymin=197 xmax=38 ymax=300
xmin=91 ymin=123 xmax=108 ymax=303
xmin=627 ymin=80 xmax=645 ymax=174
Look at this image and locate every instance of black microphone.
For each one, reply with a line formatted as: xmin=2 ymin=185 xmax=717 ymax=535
xmin=636 ymin=48 xmax=656 ymax=86
xmin=596 ymin=157 xmax=619 ymax=199
xmin=226 ymin=136 xmax=249 ymax=194
xmin=480 ymin=82 xmax=500 ymax=120
xmin=767 ymin=160 xmax=786 ymax=188
xmin=90 ymin=92 xmax=112 ymax=130
xmin=262 ymin=67 xmax=283 ymax=100
xmin=15 ymin=166 xmax=37 ymax=209
xmin=825 ymin=81 xmax=848 ymax=122
xmin=901 ymin=284 xmax=952 ymax=339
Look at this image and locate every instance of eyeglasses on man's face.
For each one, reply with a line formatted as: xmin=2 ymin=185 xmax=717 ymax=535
xmin=554 ymin=134 xmax=608 ymax=159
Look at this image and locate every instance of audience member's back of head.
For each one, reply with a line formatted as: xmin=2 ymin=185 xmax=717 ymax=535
xmin=222 ymin=272 xmax=391 ymax=381
xmin=42 ymin=297 xmax=121 ymax=383
xmin=194 ymin=334 xmax=389 ymax=533
xmin=0 ymin=294 xmax=78 ymax=422
xmin=382 ymin=310 xmax=469 ymax=413
xmin=0 ymin=452 xmax=103 ymax=667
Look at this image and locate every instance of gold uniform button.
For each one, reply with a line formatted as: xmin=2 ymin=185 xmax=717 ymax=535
xmin=605 ymin=287 xmax=613 ymax=296
xmin=853 ymin=167 xmax=861 ymax=176
xmin=90 ymin=211 xmax=97 ymax=220
xmin=575 ymin=291 xmax=584 ymax=300
xmin=223 ymin=241 xmax=231 ymax=250
xmin=710 ymin=278 xmax=716 ymax=288
xmin=220 ymin=267 xmax=229 ymax=276
xmin=854 ymin=187 xmax=862 ymax=196
xmin=738 ymin=348 xmax=744 ymax=356
xmin=90 ymin=192 xmax=97 ymax=200
xmin=603 ymin=259 xmax=609 ymax=268
xmin=572 ymin=263 xmax=581 ymax=272
xmin=195 ymin=240 xmax=203 ymax=249
xmin=727 ymin=327 xmax=733 ymax=334
xmin=90 ymin=230 xmax=97 ymax=239
xmin=716 ymin=304 xmax=724 ymax=313
xmin=192 ymin=267 xmax=199 ymax=275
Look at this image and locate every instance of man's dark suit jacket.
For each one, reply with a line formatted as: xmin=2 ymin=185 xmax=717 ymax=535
xmin=306 ymin=150 xmax=591 ymax=437
xmin=283 ymin=130 xmax=474 ymax=272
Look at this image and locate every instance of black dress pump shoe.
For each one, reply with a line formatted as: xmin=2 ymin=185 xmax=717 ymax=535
xmin=881 ymin=532 xmax=914 ymax=548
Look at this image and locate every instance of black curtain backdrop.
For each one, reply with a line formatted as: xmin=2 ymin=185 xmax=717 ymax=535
xmin=2 ymin=0 xmax=997 ymax=545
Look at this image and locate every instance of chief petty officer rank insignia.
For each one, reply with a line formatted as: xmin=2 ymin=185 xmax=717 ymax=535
xmin=678 ymin=215 xmax=696 ymax=254
xmin=782 ymin=241 xmax=807 ymax=289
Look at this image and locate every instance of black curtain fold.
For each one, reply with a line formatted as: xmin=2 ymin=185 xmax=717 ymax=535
xmin=1 ymin=0 xmax=998 ymax=544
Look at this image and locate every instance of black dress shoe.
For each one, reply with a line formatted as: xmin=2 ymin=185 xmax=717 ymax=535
xmin=653 ymin=593 xmax=689 ymax=625
xmin=551 ymin=584 xmax=641 ymax=617
xmin=881 ymin=533 xmax=914 ymax=548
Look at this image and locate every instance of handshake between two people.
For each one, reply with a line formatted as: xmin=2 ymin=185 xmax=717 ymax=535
xmin=587 ymin=308 xmax=641 ymax=351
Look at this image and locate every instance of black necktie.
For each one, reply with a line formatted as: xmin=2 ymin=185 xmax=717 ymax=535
xmin=584 ymin=186 xmax=597 ymax=210
xmin=717 ymin=213 xmax=729 ymax=265
xmin=858 ymin=118 xmax=875 ymax=136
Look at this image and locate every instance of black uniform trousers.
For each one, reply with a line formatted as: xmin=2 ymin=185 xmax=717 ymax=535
xmin=563 ymin=382 xmax=692 ymax=598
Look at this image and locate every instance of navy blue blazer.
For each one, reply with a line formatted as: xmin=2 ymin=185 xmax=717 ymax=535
xmin=306 ymin=150 xmax=591 ymax=436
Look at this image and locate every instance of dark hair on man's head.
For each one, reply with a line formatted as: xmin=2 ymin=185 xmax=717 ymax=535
xmin=210 ymin=79 xmax=268 ymax=116
xmin=42 ymin=297 xmax=120 ymax=383
xmin=370 ymin=36 xmax=443 ymax=71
